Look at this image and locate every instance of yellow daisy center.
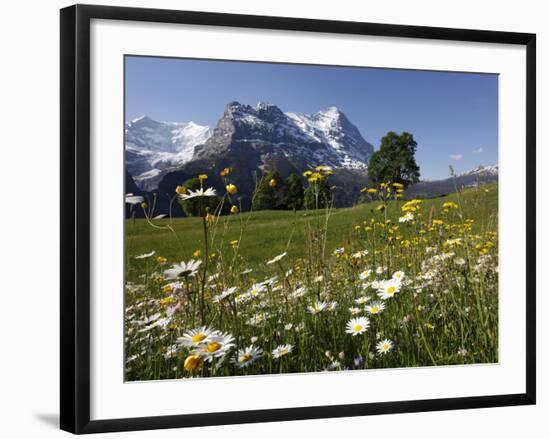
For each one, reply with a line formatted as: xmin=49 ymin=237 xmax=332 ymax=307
xmin=240 ymin=353 xmax=253 ymax=362
xmin=387 ymin=286 xmax=396 ymax=295
xmin=383 ymin=344 xmax=390 ymax=350
xmin=206 ymin=342 xmax=222 ymax=353
xmin=191 ymin=333 xmax=206 ymax=343
xmin=371 ymin=306 xmax=379 ymax=313
xmin=354 ymin=324 xmax=363 ymax=332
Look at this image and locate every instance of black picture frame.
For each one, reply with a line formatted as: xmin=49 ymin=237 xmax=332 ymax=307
xmin=60 ymin=4 xmax=536 ymax=434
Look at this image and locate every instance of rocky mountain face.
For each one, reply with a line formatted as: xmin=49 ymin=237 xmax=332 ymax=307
xmin=191 ymin=102 xmax=374 ymax=171
xmin=126 ymin=102 xmax=375 ymax=211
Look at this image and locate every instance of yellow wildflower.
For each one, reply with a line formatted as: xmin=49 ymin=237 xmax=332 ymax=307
xmin=184 ymin=354 xmax=203 ymax=371
xmin=219 ymin=167 xmax=231 ymax=177
xmin=160 ymin=297 xmax=173 ymax=306
xmin=226 ymin=183 xmax=238 ymax=195
xmin=230 ymin=205 xmax=239 ymax=214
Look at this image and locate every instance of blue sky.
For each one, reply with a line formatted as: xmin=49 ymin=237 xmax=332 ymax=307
xmin=125 ymin=56 xmax=498 ymax=180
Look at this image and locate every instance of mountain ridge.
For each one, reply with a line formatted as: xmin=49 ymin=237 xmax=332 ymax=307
xmin=126 ymin=102 xmax=374 ymax=191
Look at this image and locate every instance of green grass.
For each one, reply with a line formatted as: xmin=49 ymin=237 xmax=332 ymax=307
xmin=126 ymin=183 xmax=498 ymax=269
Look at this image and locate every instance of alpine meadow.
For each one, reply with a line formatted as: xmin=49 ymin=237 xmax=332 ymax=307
xmin=124 ymin=57 xmax=499 ymax=381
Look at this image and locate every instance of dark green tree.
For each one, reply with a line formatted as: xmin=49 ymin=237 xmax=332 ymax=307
xmin=367 ymin=131 xmax=420 ymax=188
xmin=252 ymin=170 xmax=283 ymax=210
xmin=178 ymin=177 xmax=221 ymax=217
xmin=304 ymin=176 xmax=332 ymax=210
xmin=284 ymin=173 xmax=304 ymax=210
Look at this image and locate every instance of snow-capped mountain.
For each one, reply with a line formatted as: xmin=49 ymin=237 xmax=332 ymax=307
xmin=407 ymin=164 xmax=498 ymax=198
xmin=126 ymin=102 xmax=373 ymax=190
xmin=125 ymin=116 xmax=212 ymax=190
xmin=193 ymin=101 xmax=373 ymax=169
xmin=459 ymin=164 xmax=499 ymax=177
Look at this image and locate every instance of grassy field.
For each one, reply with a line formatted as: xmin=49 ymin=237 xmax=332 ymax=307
xmin=125 ymin=181 xmax=498 ymax=381
xmin=126 ymin=183 xmax=497 ymax=273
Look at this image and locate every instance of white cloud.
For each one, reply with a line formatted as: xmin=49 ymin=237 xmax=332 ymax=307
xmin=450 ymin=154 xmax=463 ymax=161
xmin=472 ymin=147 xmax=483 ymax=154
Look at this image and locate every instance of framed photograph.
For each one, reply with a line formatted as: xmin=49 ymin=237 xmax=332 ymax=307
xmin=60 ymin=4 xmax=536 ymax=434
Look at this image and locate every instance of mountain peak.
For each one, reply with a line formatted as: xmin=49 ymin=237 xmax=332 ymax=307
xmin=320 ymin=106 xmax=341 ymax=116
xmin=255 ymin=101 xmax=277 ymax=110
xmin=130 ymin=115 xmax=154 ymax=124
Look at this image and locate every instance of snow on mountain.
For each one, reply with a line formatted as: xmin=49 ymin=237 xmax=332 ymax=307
xmin=459 ymin=164 xmax=499 ymax=177
xmin=193 ymin=101 xmax=373 ymax=168
xmin=125 ymin=116 xmax=212 ymax=190
xmin=126 ymin=102 xmax=374 ymax=190
xmin=286 ymin=106 xmax=372 ymax=169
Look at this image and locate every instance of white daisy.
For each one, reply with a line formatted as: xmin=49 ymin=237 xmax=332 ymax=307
xmin=248 ymin=283 xmax=267 ymax=297
xmin=333 ymin=247 xmax=345 ymax=255
xmin=179 ymin=187 xmax=217 ymax=200
xmin=377 ymin=279 xmax=402 ymax=300
xmin=261 ymin=276 xmax=279 ymax=287
xmin=348 ymin=307 xmax=361 ymax=315
xmin=346 ymin=317 xmax=370 ymax=336
xmin=194 ymin=332 xmax=235 ymax=362
xmin=365 ymin=301 xmax=385 ymax=315
xmin=272 ymin=344 xmax=293 ymax=359
xmin=352 ymin=250 xmax=369 ymax=259
xmin=266 ymin=252 xmax=287 ymax=265
xmin=359 ymin=269 xmax=372 ymax=280
xmin=177 ymin=326 xmax=218 ymax=348
xmin=212 ymin=286 xmax=237 ymax=303
xmin=354 ymin=296 xmax=370 ymax=305
xmin=247 ymin=313 xmax=269 ymax=326
xmin=399 ymin=212 xmax=414 ymax=223
xmin=135 ymin=250 xmax=155 ymax=259
xmin=290 ymin=286 xmax=307 ymax=300
xmin=376 ymin=338 xmax=394 ymax=354
xmin=164 ymin=259 xmax=202 ymax=279
xmin=125 ymin=193 xmax=145 ymax=205
xmin=232 ymin=345 xmax=263 ymax=368
xmin=138 ymin=316 xmax=171 ymax=332
xmin=307 ymin=301 xmax=328 ymax=314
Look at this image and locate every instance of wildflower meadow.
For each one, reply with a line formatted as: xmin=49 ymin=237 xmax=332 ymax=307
xmin=124 ymin=167 xmax=498 ymax=381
